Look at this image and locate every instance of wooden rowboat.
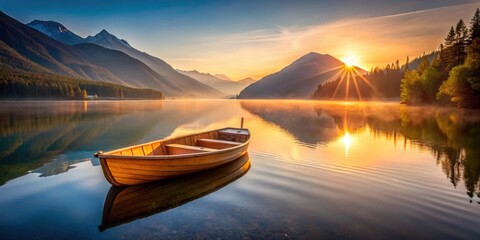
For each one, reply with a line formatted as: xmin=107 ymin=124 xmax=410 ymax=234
xmin=94 ymin=127 xmax=250 ymax=186
xmin=98 ymin=154 xmax=250 ymax=231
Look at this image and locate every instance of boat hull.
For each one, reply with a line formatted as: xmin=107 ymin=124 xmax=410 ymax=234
xmin=96 ymin=128 xmax=250 ymax=186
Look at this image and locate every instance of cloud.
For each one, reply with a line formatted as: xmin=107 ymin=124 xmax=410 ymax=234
xmin=167 ymin=2 xmax=480 ymax=79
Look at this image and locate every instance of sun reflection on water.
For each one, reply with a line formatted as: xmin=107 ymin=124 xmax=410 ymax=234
xmin=342 ymin=132 xmax=352 ymax=156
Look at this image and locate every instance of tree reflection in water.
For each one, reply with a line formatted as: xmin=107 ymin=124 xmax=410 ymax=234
xmin=241 ymin=101 xmax=480 ymax=200
xmin=0 ymin=101 xmax=169 ymax=185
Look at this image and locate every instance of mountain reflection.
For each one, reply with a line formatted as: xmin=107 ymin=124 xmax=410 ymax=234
xmin=0 ymin=101 xmax=123 ymax=185
xmin=241 ymin=101 xmax=480 ymax=199
xmin=240 ymin=102 xmax=339 ymax=145
xmin=0 ymin=101 xmax=232 ymax=185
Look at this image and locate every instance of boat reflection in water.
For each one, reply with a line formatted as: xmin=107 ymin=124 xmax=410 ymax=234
xmin=98 ymin=153 xmax=251 ymax=231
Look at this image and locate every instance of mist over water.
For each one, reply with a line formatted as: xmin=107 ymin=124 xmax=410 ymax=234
xmin=0 ymin=100 xmax=479 ymax=239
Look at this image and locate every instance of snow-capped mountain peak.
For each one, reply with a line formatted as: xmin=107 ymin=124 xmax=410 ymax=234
xmin=27 ymin=20 xmax=84 ymax=45
xmin=28 ymin=20 xmax=68 ymax=36
xmin=86 ymin=29 xmax=131 ymax=48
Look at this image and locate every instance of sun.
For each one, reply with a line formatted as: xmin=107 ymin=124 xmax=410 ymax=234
xmin=342 ymin=55 xmax=359 ymax=68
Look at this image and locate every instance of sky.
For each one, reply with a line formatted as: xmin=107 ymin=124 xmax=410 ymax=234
xmin=1 ymin=0 xmax=480 ymax=80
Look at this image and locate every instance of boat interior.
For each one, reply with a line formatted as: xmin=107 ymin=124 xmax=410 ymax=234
xmin=106 ymin=128 xmax=250 ymax=156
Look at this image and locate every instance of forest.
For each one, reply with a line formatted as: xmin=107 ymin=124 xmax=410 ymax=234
xmin=402 ymin=8 xmax=480 ymax=108
xmin=312 ymin=63 xmax=402 ymax=100
xmin=0 ymin=69 xmax=164 ymax=99
xmin=313 ymin=8 xmax=480 ymax=108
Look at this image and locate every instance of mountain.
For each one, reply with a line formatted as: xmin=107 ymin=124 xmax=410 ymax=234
xmin=1 ymin=11 xmax=174 ymax=95
xmin=85 ymin=29 xmax=132 ymax=49
xmin=238 ymin=77 xmax=256 ymax=85
xmin=84 ymin=30 xmax=222 ymax=98
xmin=214 ymin=74 xmax=231 ymax=81
xmin=402 ymin=51 xmax=437 ymax=71
xmin=177 ymin=70 xmax=224 ymax=85
xmin=0 ymin=11 xmax=128 ymax=84
xmin=73 ymin=43 xmax=183 ymax=93
xmin=177 ymin=69 xmax=256 ymax=95
xmin=27 ymin=20 xmax=84 ymax=45
xmin=23 ymin=16 xmax=223 ymax=97
xmin=0 ymin=13 xmax=131 ymax=85
xmin=0 ymin=40 xmax=52 ymax=73
xmin=238 ymin=52 xmax=366 ymax=99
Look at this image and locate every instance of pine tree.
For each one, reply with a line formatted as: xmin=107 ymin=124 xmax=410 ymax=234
xmin=405 ymin=56 xmax=410 ymax=71
xmin=437 ymin=39 xmax=480 ymax=108
xmin=465 ymin=39 xmax=480 ymax=92
xmin=455 ymin=19 xmax=468 ymax=65
xmin=470 ymin=8 xmax=480 ymax=42
xmin=418 ymin=56 xmax=430 ymax=75
xmin=456 ymin=19 xmax=468 ymax=39
xmin=443 ymin=27 xmax=457 ymax=71
xmin=439 ymin=44 xmax=448 ymax=74
xmin=445 ymin=26 xmax=456 ymax=47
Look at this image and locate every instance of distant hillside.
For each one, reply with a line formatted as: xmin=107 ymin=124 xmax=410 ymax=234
xmin=0 ymin=40 xmax=52 ymax=74
xmin=177 ymin=69 xmax=256 ymax=95
xmin=402 ymin=51 xmax=437 ymax=70
xmin=238 ymin=77 xmax=256 ymax=85
xmin=239 ymin=52 xmax=366 ymax=99
xmin=0 ymin=69 xmax=163 ymax=99
xmin=73 ymin=43 xmax=183 ymax=94
xmin=214 ymin=74 xmax=231 ymax=81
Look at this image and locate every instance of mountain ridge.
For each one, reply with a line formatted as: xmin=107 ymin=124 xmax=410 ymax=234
xmin=0 ymin=11 xmax=125 ymax=84
xmin=27 ymin=19 xmax=223 ymax=98
xmin=73 ymin=43 xmax=183 ymax=93
xmin=177 ymin=69 xmax=256 ymax=95
xmin=83 ymin=29 xmax=223 ymax=98
xmin=238 ymin=52 xmax=366 ymax=99
xmin=27 ymin=20 xmax=84 ymax=45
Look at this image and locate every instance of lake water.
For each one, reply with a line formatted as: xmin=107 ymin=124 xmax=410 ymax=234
xmin=0 ymin=100 xmax=479 ymax=239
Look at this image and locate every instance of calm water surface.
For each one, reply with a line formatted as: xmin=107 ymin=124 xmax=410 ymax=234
xmin=0 ymin=100 xmax=479 ymax=239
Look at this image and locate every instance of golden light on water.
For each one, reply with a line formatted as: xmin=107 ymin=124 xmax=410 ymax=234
xmin=342 ymin=132 xmax=352 ymax=156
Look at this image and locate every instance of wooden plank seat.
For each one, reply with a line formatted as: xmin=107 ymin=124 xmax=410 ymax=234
xmin=166 ymin=144 xmax=217 ymax=155
xmin=197 ymin=139 xmax=242 ymax=149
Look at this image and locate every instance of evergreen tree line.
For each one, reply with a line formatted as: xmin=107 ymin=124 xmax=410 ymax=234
xmin=313 ymin=8 xmax=480 ymax=107
xmin=0 ymin=70 xmax=164 ymax=99
xmin=401 ymin=8 xmax=480 ymax=108
xmin=312 ymin=62 xmax=403 ymax=100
